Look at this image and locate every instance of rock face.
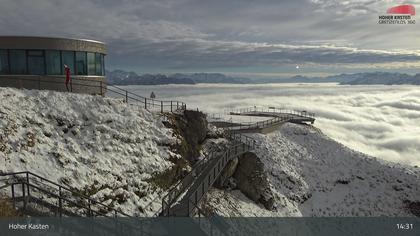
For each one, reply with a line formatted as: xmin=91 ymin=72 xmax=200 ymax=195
xmin=165 ymin=110 xmax=208 ymax=163
xmin=233 ymin=152 xmax=275 ymax=210
xmin=215 ymin=157 xmax=239 ymax=188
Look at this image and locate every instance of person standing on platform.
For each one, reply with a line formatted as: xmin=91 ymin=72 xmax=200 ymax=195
xmin=64 ymin=64 xmax=72 ymax=92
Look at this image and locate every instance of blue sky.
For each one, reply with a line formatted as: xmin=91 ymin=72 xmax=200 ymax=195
xmin=1 ymin=0 xmax=420 ymax=78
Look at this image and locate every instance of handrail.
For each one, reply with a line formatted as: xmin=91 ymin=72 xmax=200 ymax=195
xmin=0 ymin=171 xmax=130 ymax=217
xmin=160 ymin=149 xmax=220 ymax=215
xmin=0 ymin=76 xmax=187 ymax=113
xmin=183 ymin=132 xmax=255 ymax=216
xmin=225 ymin=115 xmax=291 ymax=132
xmin=108 ymin=84 xmax=185 ymax=104
xmin=160 ymin=130 xmax=258 ymax=216
xmin=23 ymin=182 xmax=107 ymax=217
xmin=229 ymin=106 xmax=316 ymax=119
xmin=1 ymin=180 xmax=154 ymax=234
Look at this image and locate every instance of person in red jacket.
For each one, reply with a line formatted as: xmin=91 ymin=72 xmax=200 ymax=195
xmin=64 ymin=64 xmax=72 ymax=92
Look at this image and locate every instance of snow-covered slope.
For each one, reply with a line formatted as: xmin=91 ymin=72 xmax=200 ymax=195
xmin=0 ymin=88 xmax=178 ymax=216
xmin=204 ymin=123 xmax=420 ymax=217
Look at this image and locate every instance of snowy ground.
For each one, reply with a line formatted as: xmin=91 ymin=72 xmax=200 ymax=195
xmin=0 ymin=88 xmax=179 ymax=216
xmin=124 ymin=83 xmax=420 ymax=166
xmin=204 ymin=123 xmax=420 ymax=217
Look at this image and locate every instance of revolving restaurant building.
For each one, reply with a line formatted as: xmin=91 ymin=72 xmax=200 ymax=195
xmin=0 ymin=36 xmax=106 ymax=95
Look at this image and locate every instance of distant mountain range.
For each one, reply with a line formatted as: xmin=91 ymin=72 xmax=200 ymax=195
xmin=106 ymin=70 xmax=420 ymax=86
xmin=338 ymin=72 xmax=420 ymax=85
xmin=106 ymin=70 xmax=252 ymax=85
xmin=262 ymin=72 xmax=420 ymax=85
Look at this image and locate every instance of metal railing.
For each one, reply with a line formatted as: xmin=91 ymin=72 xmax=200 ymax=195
xmin=0 ymin=75 xmax=186 ymax=113
xmin=226 ymin=115 xmax=292 ymax=132
xmin=160 ymin=131 xmax=257 ymax=217
xmin=0 ymin=75 xmax=106 ymax=94
xmin=184 ymin=132 xmax=255 ymax=216
xmin=229 ymin=106 xmax=315 ymax=119
xmin=0 ymin=172 xmax=173 ymax=235
xmin=160 ymin=150 xmax=222 ymax=216
xmin=0 ymin=171 xmax=130 ymax=217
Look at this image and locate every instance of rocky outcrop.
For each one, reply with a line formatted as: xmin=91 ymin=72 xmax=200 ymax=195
xmin=233 ymin=152 xmax=276 ymax=210
xmin=164 ymin=110 xmax=208 ymax=163
xmin=152 ymin=110 xmax=208 ymax=189
xmin=215 ymin=157 xmax=239 ymax=188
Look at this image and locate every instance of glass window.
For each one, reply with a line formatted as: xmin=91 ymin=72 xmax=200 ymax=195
xmin=75 ymin=52 xmax=87 ymax=75
xmin=101 ymin=54 xmax=105 ymax=76
xmin=62 ymin=51 xmax=75 ymax=74
xmin=27 ymin=50 xmax=44 ymax=57
xmin=9 ymin=50 xmax=27 ymax=74
xmin=0 ymin=50 xmax=9 ymax=74
xmin=95 ymin=53 xmax=102 ymax=76
xmin=27 ymin=50 xmax=45 ymax=75
xmin=46 ymin=50 xmax=61 ymax=75
xmin=87 ymin=52 xmax=95 ymax=75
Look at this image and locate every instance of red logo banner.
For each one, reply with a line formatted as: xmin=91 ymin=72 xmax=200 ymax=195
xmin=387 ymin=4 xmax=416 ymax=15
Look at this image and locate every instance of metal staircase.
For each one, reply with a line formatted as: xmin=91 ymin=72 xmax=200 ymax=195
xmin=0 ymin=171 xmax=152 ymax=235
xmin=0 ymin=171 xmax=130 ymax=217
xmin=160 ymin=132 xmax=257 ymax=217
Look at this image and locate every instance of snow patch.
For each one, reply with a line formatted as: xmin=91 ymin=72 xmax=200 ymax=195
xmin=205 ymin=123 xmax=420 ymax=217
xmin=0 ymin=88 xmax=177 ymax=216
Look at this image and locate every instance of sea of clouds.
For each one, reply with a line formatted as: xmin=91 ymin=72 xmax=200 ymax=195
xmin=121 ymin=83 xmax=420 ymax=166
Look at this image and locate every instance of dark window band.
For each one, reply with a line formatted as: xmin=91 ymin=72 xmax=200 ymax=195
xmin=0 ymin=49 xmax=105 ymax=76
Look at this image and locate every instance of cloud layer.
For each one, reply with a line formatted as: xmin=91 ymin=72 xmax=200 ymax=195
xmin=1 ymin=0 xmax=420 ymax=73
xmin=122 ymin=83 xmax=420 ymax=166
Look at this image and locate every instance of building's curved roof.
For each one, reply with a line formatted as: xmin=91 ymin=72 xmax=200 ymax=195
xmin=0 ymin=36 xmax=106 ymax=54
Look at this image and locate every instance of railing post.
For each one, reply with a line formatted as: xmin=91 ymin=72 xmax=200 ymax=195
xmin=26 ymin=172 xmax=30 ymax=197
xmin=171 ymin=101 xmax=173 ymax=112
xmin=145 ymin=98 xmax=147 ymax=109
xmin=177 ymin=101 xmax=179 ymax=110
xmin=22 ymin=183 xmax=26 ymax=210
xmin=161 ymin=199 xmax=165 ymax=216
xmin=125 ymin=91 xmax=128 ymax=103
xmin=11 ymin=184 xmax=15 ymax=210
xmin=88 ymin=199 xmax=92 ymax=217
xmin=59 ymin=186 xmax=63 ymax=217
xmin=161 ymin=101 xmax=163 ymax=113
xmin=187 ymin=199 xmax=190 ymax=216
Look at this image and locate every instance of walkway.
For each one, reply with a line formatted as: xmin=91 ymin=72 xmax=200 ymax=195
xmin=160 ymin=107 xmax=315 ymax=217
xmin=218 ymin=107 xmax=315 ymax=133
xmin=161 ymin=132 xmax=256 ymax=217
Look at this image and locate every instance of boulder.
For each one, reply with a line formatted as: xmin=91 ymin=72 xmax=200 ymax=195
xmin=215 ymin=157 xmax=239 ymax=188
xmin=233 ymin=152 xmax=276 ymax=210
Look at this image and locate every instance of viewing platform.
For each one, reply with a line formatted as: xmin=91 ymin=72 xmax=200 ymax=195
xmin=210 ymin=107 xmax=315 ymax=134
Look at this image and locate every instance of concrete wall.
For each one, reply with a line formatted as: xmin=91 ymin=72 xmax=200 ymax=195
xmin=0 ymin=75 xmax=106 ymax=95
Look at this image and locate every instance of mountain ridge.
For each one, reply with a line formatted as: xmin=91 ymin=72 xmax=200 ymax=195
xmin=105 ymin=70 xmax=420 ymax=85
